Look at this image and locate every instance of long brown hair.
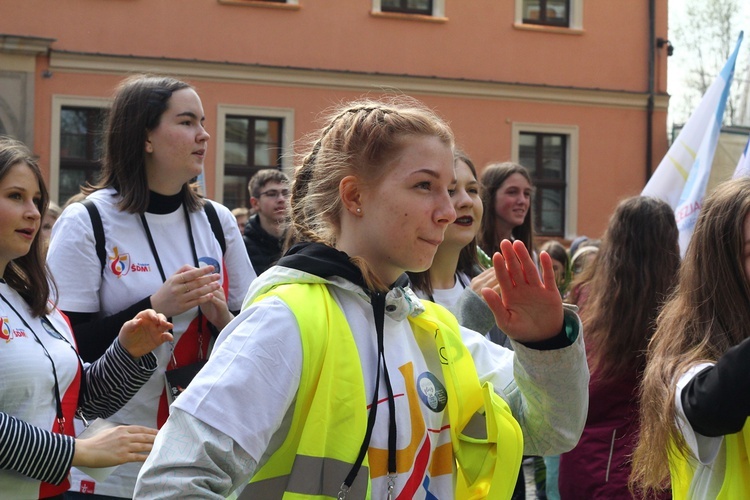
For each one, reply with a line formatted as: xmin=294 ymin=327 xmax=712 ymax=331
xmin=478 ymin=162 xmax=534 ymax=255
xmin=85 ymin=74 xmax=203 ymax=213
xmin=0 ymin=136 xmax=53 ymax=316
xmin=582 ymin=196 xmax=679 ymax=380
xmin=631 ymin=178 xmax=750 ymax=493
xmin=288 ymin=97 xmax=454 ymax=292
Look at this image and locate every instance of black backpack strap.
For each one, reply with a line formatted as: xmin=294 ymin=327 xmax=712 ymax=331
xmin=203 ymin=200 xmax=226 ymax=254
xmin=80 ymin=199 xmax=106 ymax=275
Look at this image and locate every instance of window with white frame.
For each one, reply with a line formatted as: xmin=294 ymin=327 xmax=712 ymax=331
xmin=512 ymin=123 xmax=578 ymax=238
xmin=515 ymin=0 xmax=582 ymax=29
xmin=50 ymin=96 xmax=110 ymax=204
xmin=215 ymin=105 xmax=294 ymax=210
xmin=372 ymin=0 xmax=445 ymax=17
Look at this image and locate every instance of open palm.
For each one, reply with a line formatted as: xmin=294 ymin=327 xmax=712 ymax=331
xmin=481 ymin=239 xmax=564 ymax=342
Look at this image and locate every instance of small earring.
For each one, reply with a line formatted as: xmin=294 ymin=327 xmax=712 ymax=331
xmin=356 ymin=208 xmax=362 ymax=214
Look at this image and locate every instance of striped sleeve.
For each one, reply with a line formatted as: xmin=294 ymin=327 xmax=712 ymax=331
xmin=0 ymin=411 xmax=74 ymax=485
xmin=78 ymin=339 xmax=158 ymax=420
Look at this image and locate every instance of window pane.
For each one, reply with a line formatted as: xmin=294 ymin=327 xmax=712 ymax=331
xmin=539 ymin=187 xmax=564 ymax=234
xmin=547 ymin=0 xmax=569 ymax=22
xmin=225 ymin=118 xmax=249 ymax=165
xmin=59 ymin=169 xmax=89 ymax=207
xmin=254 ymin=119 xmax=281 ymax=166
xmin=518 ymin=134 xmax=537 ymax=175
xmin=382 ymin=0 xmax=431 ymax=14
xmin=522 ymin=0 xmax=542 ymax=20
xmin=60 ymin=108 xmax=104 ymax=160
xmin=542 ymin=135 xmax=565 ymax=179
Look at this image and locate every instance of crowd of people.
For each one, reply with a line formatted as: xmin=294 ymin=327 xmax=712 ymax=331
xmin=1 ymin=73 xmax=748 ymax=499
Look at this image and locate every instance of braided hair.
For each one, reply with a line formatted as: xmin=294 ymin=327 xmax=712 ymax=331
xmin=287 ymin=97 xmax=454 ymax=290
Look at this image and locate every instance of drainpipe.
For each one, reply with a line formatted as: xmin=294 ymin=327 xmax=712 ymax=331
xmin=646 ymin=0 xmax=656 ymax=182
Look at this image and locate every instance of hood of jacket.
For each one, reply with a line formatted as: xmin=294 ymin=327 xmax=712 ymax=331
xmin=242 ymin=242 xmax=425 ymax=321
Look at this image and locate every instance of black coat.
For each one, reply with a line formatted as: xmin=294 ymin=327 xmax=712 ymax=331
xmin=243 ymin=214 xmax=284 ymax=275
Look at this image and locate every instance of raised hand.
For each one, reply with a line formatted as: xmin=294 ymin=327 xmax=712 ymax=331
xmin=72 ymin=425 xmax=159 ymax=468
xmin=150 ymin=264 xmax=222 ymax=318
xmin=481 ymin=239 xmax=563 ymax=343
xmin=118 ymin=309 xmax=173 ymax=359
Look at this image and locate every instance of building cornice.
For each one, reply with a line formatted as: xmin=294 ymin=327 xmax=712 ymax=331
xmin=48 ymin=50 xmax=670 ymax=111
xmin=0 ymin=34 xmax=56 ymax=56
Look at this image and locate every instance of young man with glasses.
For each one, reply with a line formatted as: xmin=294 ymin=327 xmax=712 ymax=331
xmin=243 ymin=169 xmax=290 ymax=274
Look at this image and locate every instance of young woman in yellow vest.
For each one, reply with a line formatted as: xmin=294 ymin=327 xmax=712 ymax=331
xmin=631 ymin=177 xmax=750 ymax=499
xmin=135 ymin=97 xmax=589 ymax=499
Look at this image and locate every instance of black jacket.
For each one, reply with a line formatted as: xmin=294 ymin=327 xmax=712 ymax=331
xmin=243 ymin=214 xmax=284 ymax=275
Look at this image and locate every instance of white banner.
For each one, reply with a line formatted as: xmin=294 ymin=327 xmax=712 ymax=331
xmin=643 ymin=32 xmax=743 ymax=256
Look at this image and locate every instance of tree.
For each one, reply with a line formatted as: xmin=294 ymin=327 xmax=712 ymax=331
xmin=671 ymin=0 xmax=749 ymax=125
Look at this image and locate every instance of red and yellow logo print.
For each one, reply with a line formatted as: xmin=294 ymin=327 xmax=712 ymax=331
xmin=0 ymin=316 xmax=12 ymax=342
xmin=109 ymin=246 xmax=131 ymax=278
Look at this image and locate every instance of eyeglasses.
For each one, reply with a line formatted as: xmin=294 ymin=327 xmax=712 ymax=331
xmin=259 ymin=189 xmax=290 ymax=199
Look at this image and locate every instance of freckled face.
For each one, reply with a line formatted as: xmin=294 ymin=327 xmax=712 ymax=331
xmin=357 ymin=135 xmax=456 ymax=283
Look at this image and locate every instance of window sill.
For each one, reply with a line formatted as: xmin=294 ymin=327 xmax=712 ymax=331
xmin=218 ymin=0 xmax=300 ymax=10
xmin=512 ymin=22 xmax=583 ymax=35
xmin=370 ymin=11 xmax=448 ymax=23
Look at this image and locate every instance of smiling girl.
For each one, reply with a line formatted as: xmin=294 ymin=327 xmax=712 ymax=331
xmin=478 ymin=162 xmax=534 ymax=258
xmin=0 ymin=136 xmax=173 ymax=499
xmin=135 ymin=98 xmax=588 ymax=499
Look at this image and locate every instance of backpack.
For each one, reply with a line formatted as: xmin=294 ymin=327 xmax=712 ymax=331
xmin=80 ymin=198 xmax=227 ymax=276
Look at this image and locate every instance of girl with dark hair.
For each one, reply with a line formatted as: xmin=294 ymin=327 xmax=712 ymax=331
xmin=0 ymin=136 xmax=173 ymax=499
xmin=136 ymin=97 xmax=588 ymax=498
xmin=632 ymin=178 xmax=750 ymax=498
xmin=558 ymin=196 xmax=679 ymax=499
xmin=46 ymin=75 xmax=255 ymax=498
xmin=478 ymin=162 xmax=534 ymax=257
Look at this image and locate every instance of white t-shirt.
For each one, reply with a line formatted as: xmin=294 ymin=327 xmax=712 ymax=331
xmin=0 ymin=281 xmax=79 ymax=499
xmin=414 ymin=272 xmax=470 ymax=314
xmin=46 ymin=188 xmax=255 ymax=497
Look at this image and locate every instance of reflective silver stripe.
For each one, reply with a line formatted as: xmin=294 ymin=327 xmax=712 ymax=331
xmin=242 ymin=455 xmax=369 ymax=499
xmin=462 ymin=412 xmax=488 ymax=440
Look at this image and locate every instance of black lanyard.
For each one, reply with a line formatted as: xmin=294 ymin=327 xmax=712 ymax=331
xmin=139 ymin=205 xmax=206 ymax=362
xmin=139 ymin=204 xmax=199 ymax=280
xmin=340 ymin=291 xmax=397 ymax=499
xmin=0 ymin=291 xmax=83 ymax=434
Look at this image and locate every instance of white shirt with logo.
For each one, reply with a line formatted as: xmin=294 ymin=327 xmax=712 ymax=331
xmin=46 ymin=188 xmax=255 ymax=497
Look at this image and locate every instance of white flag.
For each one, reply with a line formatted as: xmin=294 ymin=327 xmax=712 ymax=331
xmin=732 ymin=134 xmax=750 ymax=179
xmin=642 ymin=32 xmax=743 ymax=256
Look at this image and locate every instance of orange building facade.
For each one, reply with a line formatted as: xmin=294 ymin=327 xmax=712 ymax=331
xmin=0 ymin=0 xmax=669 ymax=240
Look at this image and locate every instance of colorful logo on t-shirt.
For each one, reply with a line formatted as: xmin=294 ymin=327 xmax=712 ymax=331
xmin=0 ymin=316 xmax=11 ymax=342
xmin=109 ymin=246 xmax=131 ymax=278
xmin=199 ymin=256 xmax=221 ymax=275
xmin=0 ymin=316 xmax=26 ymax=342
xmin=416 ymin=372 xmax=447 ymax=413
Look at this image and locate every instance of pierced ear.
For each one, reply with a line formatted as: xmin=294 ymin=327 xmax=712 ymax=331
xmin=340 ymin=175 xmax=363 ymax=216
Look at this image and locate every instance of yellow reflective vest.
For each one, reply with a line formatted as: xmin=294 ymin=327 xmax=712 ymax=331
xmin=669 ymin=419 xmax=750 ymax=499
xmin=240 ymin=283 xmax=523 ymax=499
